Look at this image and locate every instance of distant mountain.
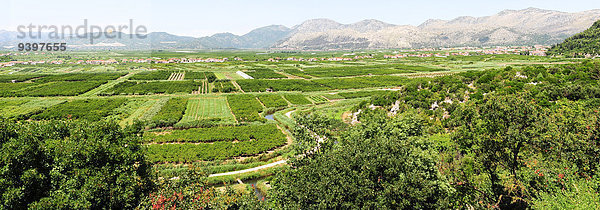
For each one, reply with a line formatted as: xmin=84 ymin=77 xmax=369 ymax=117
xmin=275 ymin=8 xmax=600 ymax=50
xmin=548 ymin=19 xmax=600 ymax=56
xmin=1 ymin=8 xmax=599 ymax=50
xmin=198 ymin=25 xmax=291 ymax=48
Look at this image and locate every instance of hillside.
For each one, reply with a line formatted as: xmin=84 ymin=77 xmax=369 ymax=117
xmin=548 ymin=19 xmax=600 ymax=56
xmin=274 ymin=8 xmax=600 ymax=49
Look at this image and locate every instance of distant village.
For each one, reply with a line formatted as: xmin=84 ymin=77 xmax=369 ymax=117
xmin=0 ymin=53 xmax=228 ymax=68
xmin=384 ymin=45 xmax=549 ymax=58
xmin=0 ymin=45 xmax=550 ymax=68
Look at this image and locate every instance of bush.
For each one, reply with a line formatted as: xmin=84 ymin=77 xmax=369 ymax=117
xmin=151 ymin=98 xmax=188 ymax=127
xmin=227 ymin=95 xmax=266 ymax=122
xmin=0 ymin=120 xmax=153 ymax=209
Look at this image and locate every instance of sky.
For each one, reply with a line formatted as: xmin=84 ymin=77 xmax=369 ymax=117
xmin=2 ymin=0 xmax=599 ymax=37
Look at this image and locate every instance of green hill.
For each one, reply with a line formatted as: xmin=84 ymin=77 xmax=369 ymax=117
xmin=548 ymin=19 xmax=600 ymax=57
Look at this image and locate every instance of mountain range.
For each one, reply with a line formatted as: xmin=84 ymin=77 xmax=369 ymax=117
xmin=1 ymin=7 xmax=599 ymax=50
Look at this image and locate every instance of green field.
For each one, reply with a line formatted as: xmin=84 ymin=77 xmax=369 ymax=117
xmin=178 ymin=97 xmax=236 ymax=124
xmin=1 ymin=49 xmax=594 ymax=208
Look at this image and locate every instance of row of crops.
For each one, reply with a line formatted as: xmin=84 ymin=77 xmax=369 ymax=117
xmin=227 ymin=95 xmax=266 ymax=122
xmin=244 ymin=69 xmax=287 ymax=79
xmin=236 ymin=75 xmax=409 ymax=92
xmin=257 ymin=95 xmax=288 ymax=108
xmin=101 ymin=81 xmax=202 ymax=95
xmin=0 ymin=81 xmax=107 ymax=97
xmin=212 ymin=80 xmax=237 ymax=93
xmin=146 ymin=135 xmax=286 ymax=162
xmin=146 ymin=124 xmax=287 ymax=162
xmin=0 ymin=72 xmax=407 ymax=97
xmin=0 ymin=72 xmax=126 ymax=83
xmin=297 ymin=64 xmax=445 ymax=78
xmin=0 ymin=93 xmax=321 ymax=124
xmin=0 ymin=73 xmax=127 ymax=97
xmin=129 ymin=70 xmax=216 ymax=81
xmin=144 ymin=124 xmax=282 ymax=143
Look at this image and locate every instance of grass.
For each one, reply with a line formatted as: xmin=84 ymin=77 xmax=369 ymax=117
xmin=139 ymin=98 xmax=169 ymax=122
xmin=80 ymin=71 xmax=137 ymax=96
xmin=214 ymin=72 xmax=228 ymax=80
xmin=0 ymin=99 xmax=65 ymax=119
xmin=120 ymin=99 xmax=159 ymax=127
xmin=178 ymin=97 xmax=236 ymax=124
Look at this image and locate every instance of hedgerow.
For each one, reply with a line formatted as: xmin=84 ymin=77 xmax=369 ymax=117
xmin=31 ymin=98 xmax=127 ymax=121
xmin=144 ymin=124 xmax=282 ymax=143
xmin=150 ymin=98 xmax=188 ymax=127
xmin=227 ymin=95 xmax=265 ymax=122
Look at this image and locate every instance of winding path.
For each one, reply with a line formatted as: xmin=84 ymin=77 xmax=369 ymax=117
xmin=208 ymin=160 xmax=288 ymax=177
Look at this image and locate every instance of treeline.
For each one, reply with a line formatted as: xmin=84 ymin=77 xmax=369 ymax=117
xmin=275 ymin=61 xmax=600 ymax=208
xmin=0 ymin=120 xmax=153 ymax=209
xmin=548 ymin=19 xmax=600 ymax=57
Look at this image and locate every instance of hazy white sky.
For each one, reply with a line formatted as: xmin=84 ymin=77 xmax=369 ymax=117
xmin=3 ymin=0 xmax=599 ymax=37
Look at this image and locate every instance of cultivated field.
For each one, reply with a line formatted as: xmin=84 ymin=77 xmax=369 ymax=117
xmin=179 ymin=97 xmax=236 ymax=124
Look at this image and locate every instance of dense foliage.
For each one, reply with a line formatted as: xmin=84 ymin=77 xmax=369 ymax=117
xmin=138 ymin=167 xmax=263 ymax=209
xmin=0 ymin=81 xmax=107 ymax=97
xmin=103 ymin=81 xmax=201 ymax=95
xmin=236 ymin=76 xmax=408 ymax=92
xmin=0 ymin=74 xmax=44 ymax=83
xmin=31 ymin=98 xmax=127 ymax=121
xmin=129 ymin=71 xmax=173 ymax=80
xmin=284 ymin=94 xmax=312 ymax=105
xmin=0 ymin=120 xmax=153 ymax=209
xmin=548 ymin=19 xmax=600 ymax=57
xmin=227 ymin=95 xmax=266 ymax=122
xmin=257 ymin=94 xmax=288 ymax=108
xmin=150 ymin=97 xmax=188 ymax=127
xmin=212 ymin=79 xmax=237 ymax=93
xmin=35 ymin=72 xmax=125 ymax=82
xmin=271 ymin=113 xmax=454 ymax=209
xmin=301 ymin=64 xmax=443 ymax=77
xmin=144 ymin=124 xmax=282 ymax=143
xmin=346 ymin=62 xmax=600 ymax=208
xmin=146 ymin=126 xmax=287 ymax=162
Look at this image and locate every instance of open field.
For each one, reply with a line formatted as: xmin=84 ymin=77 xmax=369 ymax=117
xmin=178 ymin=97 xmax=236 ymax=124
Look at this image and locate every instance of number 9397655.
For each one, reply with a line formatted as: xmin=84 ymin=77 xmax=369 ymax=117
xmin=17 ymin=43 xmax=67 ymax=51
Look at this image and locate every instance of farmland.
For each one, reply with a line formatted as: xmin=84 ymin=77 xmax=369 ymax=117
xmin=150 ymin=97 xmax=188 ymax=127
xmin=227 ymin=94 xmax=266 ymax=122
xmin=300 ymin=64 xmax=445 ymax=77
xmin=1 ymin=49 xmax=594 ymax=208
xmin=144 ymin=124 xmax=282 ymax=143
xmin=145 ymin=124 xmax=287 ymax=162
xmin=102 ymin=80 xmax=201 ymax=95
xmin=258 ymin=94 xmax=289 ymax=108
xmin=31 ymin=98 xmax=127 ymax=121
xmin=284 ymin=94 xmax=312 ymax=105
xmin=244 ymin=69 xmax=287 ymax=79
xmin=178 ymin=97 xmax=236 ymax=125
xmin=212 ymin=80 xmax=237 ymax=93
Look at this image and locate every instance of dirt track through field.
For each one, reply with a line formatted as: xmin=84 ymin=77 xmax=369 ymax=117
xmin=208 ymin=160 xmax=287 ymax=177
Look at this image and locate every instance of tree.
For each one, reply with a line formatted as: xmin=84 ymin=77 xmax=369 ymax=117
xmin=271 ymin=113 xmax=454 ymax=209
xmin=453 ymin=93 xmax=542 ymax=208
xmin=0 ymin=120 xmax=153 ymax=209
